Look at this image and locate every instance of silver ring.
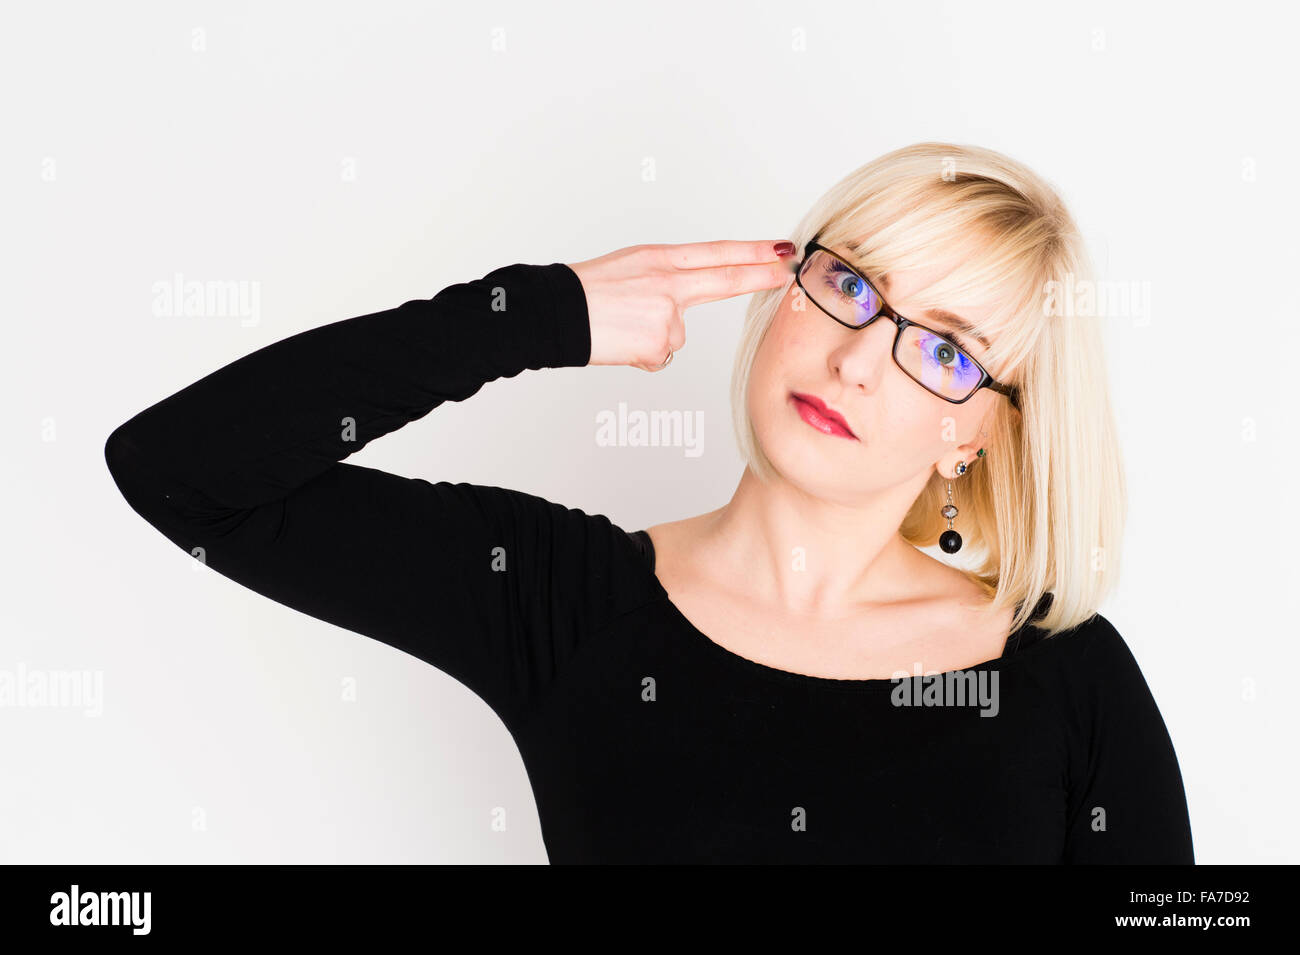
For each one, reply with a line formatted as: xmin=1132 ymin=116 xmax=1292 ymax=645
xmin=656 ymin=348 xmax=674 ymax=370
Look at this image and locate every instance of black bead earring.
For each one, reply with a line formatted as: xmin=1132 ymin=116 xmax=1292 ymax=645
xmin=939 ymin=448 xmax=984 ymax=555
xmin=939 ymin=466 xmax=965 ymax=554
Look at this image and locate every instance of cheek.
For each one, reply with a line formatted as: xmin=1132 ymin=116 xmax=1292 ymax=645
xmin=748 ymin=325 xmax=795 ymax=423
xmin=760 ymin=302 xmax=810 ymax=370
xmin=926 ymin=408 xmax=980 ymax=453
xmin=872 ymin=390 xmax=976 ymax=459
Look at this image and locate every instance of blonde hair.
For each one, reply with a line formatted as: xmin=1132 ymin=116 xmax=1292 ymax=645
xmin=729 ymin=142 xmax=1125 ymax=638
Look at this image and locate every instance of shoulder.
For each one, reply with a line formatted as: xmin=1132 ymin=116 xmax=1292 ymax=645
xmin=1015 ymin=609 xmax=1132 ymax=670
xmin=423 ymin=480 xmax=660 ymax=612
xmin=626 ymin=528 xmax=655 ymax=570
xmin=1040 ymin=611 xmax=1143 ymax=677
xmin=1027 ymin=611 xmax=1173 ymax=727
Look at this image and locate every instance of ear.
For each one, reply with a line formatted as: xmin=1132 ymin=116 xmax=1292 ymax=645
xmin=938 ymin=422 xmax=992 ymax=479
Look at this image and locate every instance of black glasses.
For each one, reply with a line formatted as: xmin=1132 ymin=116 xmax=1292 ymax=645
xmin=794 ymin=240 xmax=1020 ymax=410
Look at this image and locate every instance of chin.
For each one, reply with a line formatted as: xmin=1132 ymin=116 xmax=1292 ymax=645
xmin=755 ymin=414 xmax=827 ymax=480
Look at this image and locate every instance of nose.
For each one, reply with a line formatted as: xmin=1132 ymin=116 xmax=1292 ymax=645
xmin=830 ymin=313 xmax=898 ymax=395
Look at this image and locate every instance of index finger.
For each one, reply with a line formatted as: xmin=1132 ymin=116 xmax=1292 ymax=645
xmin=657 ymin=239 xmax=795 ymax=271
xmin=659 ymin=240 xmax=798 ymax=308
xmin=672 ymin=261 xmax=795 ymax=308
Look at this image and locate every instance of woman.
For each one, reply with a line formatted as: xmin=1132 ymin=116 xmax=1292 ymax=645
xmin=105 ymin=141 xmax=1194 ymax=863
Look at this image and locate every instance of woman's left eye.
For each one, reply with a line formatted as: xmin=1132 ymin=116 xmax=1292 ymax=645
xmin=931 ymin=339 xmax=959 ymax=363
xmin=923 ymin=333 xmax=972 ymax=368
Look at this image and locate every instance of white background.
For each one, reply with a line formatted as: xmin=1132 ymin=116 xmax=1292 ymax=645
xmin=2 ymin=0 xmax=1295 ymax=864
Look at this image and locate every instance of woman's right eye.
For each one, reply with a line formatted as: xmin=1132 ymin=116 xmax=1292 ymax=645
xmin=824 ymin=261 xmax=879 ymax=311
xmin=836 ymin=273 xmax=864 ymax=298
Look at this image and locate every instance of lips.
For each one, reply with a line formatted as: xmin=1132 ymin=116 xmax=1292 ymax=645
xmin=791 ymin=391 xmax=858 ymax=440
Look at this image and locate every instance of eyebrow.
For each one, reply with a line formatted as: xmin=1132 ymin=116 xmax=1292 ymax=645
xmin=840 ymin=241 xmax=990 ymax=350
xmin=916 ymin=306 xmax=991 ymax=351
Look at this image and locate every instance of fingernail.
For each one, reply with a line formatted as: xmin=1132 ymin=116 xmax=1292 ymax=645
xmin=774 ymin=241 xmax=796 ymax=257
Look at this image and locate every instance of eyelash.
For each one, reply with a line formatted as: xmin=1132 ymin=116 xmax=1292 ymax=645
xmin=937 ymin=327 xmax=975 ymax=356
xmin=824 ymin=259 xmax=976 ymax=355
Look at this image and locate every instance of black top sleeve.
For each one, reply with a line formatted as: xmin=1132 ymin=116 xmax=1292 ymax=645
xmin=1058 ymin=617 xmax=1196 ymax=863
xmin=104 ymin=261 xmax=632 ymax=730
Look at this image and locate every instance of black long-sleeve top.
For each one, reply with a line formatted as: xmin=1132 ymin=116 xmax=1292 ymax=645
xmin=104 ymin=260 xmax=1195 ymax=864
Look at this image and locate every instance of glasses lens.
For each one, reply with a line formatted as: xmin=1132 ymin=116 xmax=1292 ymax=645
xmin=895 ymin=324 xmax=982 ymax=401
xmin=799 ymin=249 xmax=885 ymax=327
xmin=799 ymin=249 xmax=984 ymax=402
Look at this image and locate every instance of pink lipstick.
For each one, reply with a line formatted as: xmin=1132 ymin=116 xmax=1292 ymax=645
xmin=790 ymin=392 xmax=858 ymax=440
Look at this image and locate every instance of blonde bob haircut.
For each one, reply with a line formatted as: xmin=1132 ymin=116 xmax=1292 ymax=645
xmin=729 ymin=142 xmax=1125 ymax=639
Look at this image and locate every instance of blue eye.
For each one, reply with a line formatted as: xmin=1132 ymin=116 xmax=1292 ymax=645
xmin=822 ymin=260 xmax=882 ymax=321
xmin=914 ymin=331 xmax=980 ymax=386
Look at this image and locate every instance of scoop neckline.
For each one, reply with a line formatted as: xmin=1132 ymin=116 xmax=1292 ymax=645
xmin=631 ymin=528 xmax=1054 ymax=692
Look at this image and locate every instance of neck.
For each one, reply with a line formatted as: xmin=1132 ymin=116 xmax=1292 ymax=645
xmin=699 ymin=465 xmax=938 ymax=620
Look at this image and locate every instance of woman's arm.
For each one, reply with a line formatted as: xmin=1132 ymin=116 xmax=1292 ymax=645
xmin=1059 ymin=617 xmax=1196 ymax=863
xmin=105 ymin=241 xmax=794 ymax=730
xmin=104 ymin=261 xmax=623 ymax=730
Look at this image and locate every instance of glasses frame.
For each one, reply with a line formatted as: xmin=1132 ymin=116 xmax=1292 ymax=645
xmin=794 ymin=240 xmax=1021 ymax=411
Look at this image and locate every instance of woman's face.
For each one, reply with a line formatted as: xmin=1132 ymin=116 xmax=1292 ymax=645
xmin=747 ymin=245 xmax=1006 ymax=505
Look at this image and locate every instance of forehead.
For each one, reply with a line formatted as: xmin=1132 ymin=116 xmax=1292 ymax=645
xmin=835 ymin=244 xmax=996 ymax=349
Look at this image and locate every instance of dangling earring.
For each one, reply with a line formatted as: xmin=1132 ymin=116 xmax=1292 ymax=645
xmin=939 ymin=448 xmax=983 ymax=555
xmin=939 ymin=464 xmax=965 ymax=554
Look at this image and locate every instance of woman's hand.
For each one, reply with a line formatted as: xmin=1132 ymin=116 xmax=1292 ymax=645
xmin=567 ymin=240 xmax=798 ymax=372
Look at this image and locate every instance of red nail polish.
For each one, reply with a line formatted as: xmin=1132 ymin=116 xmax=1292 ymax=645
xmin=774 ymin=241 xmax=796 ymax=257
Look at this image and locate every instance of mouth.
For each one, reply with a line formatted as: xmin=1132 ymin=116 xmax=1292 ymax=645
xmin=789 ymin=391 xmax=859 ymax=441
